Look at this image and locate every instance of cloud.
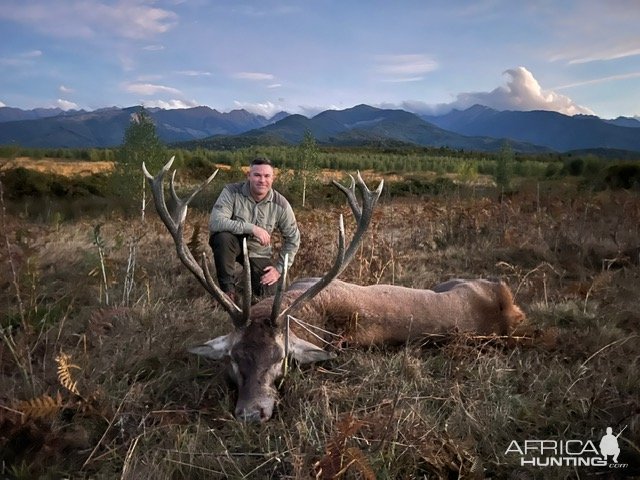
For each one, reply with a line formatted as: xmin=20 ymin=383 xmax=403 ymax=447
xmin=23 ymin=50 xmax=43 ymax=58
xmin=380 ymin=76 xmax=426 ymax=84
xmin=548 ymin=2 xmax=640 ymax=66
xmin=143 ymin=99 xmax=198 ymax=109
xmin=143 ymin=44 xmax=165 ymax=51
xmin=124 ymin=82 xmax=183 ymax=96
xmin=233 ymin=72 xmax=276 ymax=81
xmin=175 ymin=70 xmax=212 ymax=77
xmin=0 ymin=49 xmax=43 ymax=67
xmin=0 ymin=100 xmax=6 ymax=107
xmin=567 ymin=46 xmax=640 ymax=65
xmin=267 ymin=83 xmax=282 ymax=89
xmin=56 ymin=99 xmax=79 ymax=110
xmin=59 ymin=85 xmax=74 ymax=94
xmin=551 ymin=38 xmax=640 ymax=65
xmin=232 ymin=100 xmax=282 ymax=117
xmin=554 ymin=71 xmax=640 ymax=90
xmin=0 ymin=0 xmax=178 ymax=39
xmin=459 ymin=67 xmax=594 ymax=115
xmin=392 ymin=67 xmax=594 ymax=116
xmin=375 ymin=54 xmax=438 ymax=82
xmin=229 ymin=4 xmax=300 ymax=17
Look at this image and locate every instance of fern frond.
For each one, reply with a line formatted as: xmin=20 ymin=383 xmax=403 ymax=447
xmin=344 ymin=447 xmax=375 ymax=480
xmin=56 ymin=352 xmax=81 ymax=396
xmin=17 ymin=392 xmax=64 ymax=421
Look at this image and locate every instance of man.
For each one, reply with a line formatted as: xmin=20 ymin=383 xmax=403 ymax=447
xmin=209 ymin=157 xmax=300 ymax=302
xmin=600 ymin=427 xmax=621 ymax=463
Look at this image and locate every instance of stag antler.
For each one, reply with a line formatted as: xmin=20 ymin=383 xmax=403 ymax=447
xmin=142 ymin=157 xmax=253 ymax=328
xmin=270 ymin=172 xmax=383 ymax=326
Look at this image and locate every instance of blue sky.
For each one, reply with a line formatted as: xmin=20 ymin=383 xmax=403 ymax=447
xmin=1 ymin=0 xmax=639 ymax=119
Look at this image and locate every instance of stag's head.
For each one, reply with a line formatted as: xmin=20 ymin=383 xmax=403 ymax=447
xmin=143 ymin=158 xmax=383 ymax=422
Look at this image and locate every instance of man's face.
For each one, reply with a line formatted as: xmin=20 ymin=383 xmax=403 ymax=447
xmin=247 ymin=164 xmax=274 ymax=201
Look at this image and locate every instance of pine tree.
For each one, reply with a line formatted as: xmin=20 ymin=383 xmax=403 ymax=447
xmin=114 ymin=108 xmax=166 ymax=217
xmin=495 ymin=141 xmax=513 ymax=194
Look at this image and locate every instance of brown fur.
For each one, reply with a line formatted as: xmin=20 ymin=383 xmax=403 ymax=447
xmin=256 ymin=278 xmax=526 ymax=346
xmin=195 ymin=277 xmax=525 ymax=421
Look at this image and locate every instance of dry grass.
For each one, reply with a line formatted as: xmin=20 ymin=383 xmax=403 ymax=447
xmin=1 ymin=178 xmax=639 ymax=479
xmin=0 ymin=157 xmax=114 ymax=177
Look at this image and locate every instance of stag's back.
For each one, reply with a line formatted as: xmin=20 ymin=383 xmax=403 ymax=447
xmin=286 ymin=278 xmax=525 ymax=346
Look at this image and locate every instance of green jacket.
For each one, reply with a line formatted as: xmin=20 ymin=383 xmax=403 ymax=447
xmin=209 ymin=181 xmax=300 ymax=272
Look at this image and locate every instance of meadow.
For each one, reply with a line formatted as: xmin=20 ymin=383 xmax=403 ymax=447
xmin=0 ymin=153 xmax=639 ymax=479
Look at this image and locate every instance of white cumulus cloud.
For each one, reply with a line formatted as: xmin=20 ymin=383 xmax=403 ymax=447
xmin=59 ymin=85 xmax=74 ymax=94
xmin=143 ymin=99 xmax=199 ymax=109
xmin=233 ymin=100 xmax=282 ymax=117
xmin=399 ymin=67 xmax=593 ymax=116
xmin=56 ymin=99 xmax=79 ymax=110
xmin=455 ymin=67 xmax=593 ymax=115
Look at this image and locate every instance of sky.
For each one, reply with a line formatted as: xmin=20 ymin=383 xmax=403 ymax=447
xmin=1 ymin=0 xmax=639 ymax=120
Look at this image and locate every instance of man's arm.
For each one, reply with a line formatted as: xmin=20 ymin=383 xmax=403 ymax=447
xmin=209 ymin=186 xmax=254 ymax=235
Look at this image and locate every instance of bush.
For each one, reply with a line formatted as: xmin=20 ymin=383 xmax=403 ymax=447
xmin=0 ymin=168 xmax=109 ymax=199
xmin=182 ymin=155 xmax=218 ymax=179
xmin=604 ymin=163 xmax=640 ymax=190
xmin=566 ymin=158 xmax=585 ymax=176
xmin=386 ymin=176 xmax=457 ymax=196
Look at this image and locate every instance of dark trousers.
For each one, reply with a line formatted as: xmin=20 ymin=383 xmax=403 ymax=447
xmin=209 ymin=232 xmax=276 ymax=299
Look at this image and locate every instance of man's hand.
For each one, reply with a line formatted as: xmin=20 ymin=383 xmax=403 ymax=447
xmin=261 ymin=266 xmax=281 ymax=286
xmin=252 ymin=225 xmax=271 ymax=246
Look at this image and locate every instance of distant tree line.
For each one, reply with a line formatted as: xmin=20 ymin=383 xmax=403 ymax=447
xmin=3 ymin=142 xmax=633 ymax=178
xmin=2 ymin=115 xmax=640 ymax=212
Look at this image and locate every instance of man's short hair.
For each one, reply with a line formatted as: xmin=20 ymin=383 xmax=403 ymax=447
xmin=250 ymin=157 xmax=273 ymax=167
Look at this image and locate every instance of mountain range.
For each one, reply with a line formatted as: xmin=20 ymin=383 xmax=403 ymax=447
xmin=1 ymin=103 xmax=639 ymax=154
xmin=422 ymin=105 xmax=640 ymax=152
xmin=0 ymin=106 xmax=286 ymax=149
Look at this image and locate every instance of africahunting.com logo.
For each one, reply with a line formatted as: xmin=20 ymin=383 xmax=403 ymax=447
xmin=505 ymin=426 xmax=628 ymax=469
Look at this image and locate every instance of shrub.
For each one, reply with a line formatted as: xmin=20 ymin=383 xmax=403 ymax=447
xmin=386 ymin=176 xmax=457 ymax=196
xmin=0 ymin=168 xmax=108 ymax=199
xmin=604 ymin=163 xmax=640 ymax=190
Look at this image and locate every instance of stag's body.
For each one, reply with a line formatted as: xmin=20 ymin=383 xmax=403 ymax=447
xmin=144 ymin=158 xmax=526 ymax=422
xmin=255 ymin=278 xmax=524 ymax=347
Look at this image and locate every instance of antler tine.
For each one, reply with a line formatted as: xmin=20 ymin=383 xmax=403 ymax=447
xmin=269 ymin=253 xmax=289 ymax=325
xmin=276 ymin=173 xmax=383 ymax=325
xmin=333 ymin=173 xmax=360 ymax=220
xmin=240 ymin=238 xmax=252 ymax=326
xmin=277 ymin=215 xmax=346 ymax=323
xmin=332 ymin=171 xmax=384 ymax=268
xmin=143 ymin=157 xmax=243 ymax=323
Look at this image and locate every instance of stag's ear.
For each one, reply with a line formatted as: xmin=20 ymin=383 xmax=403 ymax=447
xmin=288 ymin=334 xmax=336 ymax=364
xmin=188 ymin=334 xmax=234 ymax=360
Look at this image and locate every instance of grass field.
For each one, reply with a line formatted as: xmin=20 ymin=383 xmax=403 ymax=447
xmin=1 ymin=162 xmax=639 ymax=479
xmin=0 ymin=157 xmax=114 ymax=177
